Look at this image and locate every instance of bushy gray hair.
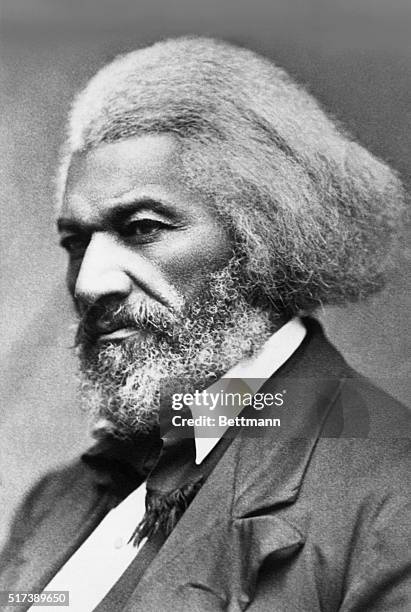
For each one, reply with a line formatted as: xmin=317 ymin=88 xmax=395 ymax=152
xmin=59 ymin=36 xmax=406 ymax=315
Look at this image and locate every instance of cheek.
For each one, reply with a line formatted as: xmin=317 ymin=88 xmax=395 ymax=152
xmin=154 ymin=226 xmax=233 ymax=295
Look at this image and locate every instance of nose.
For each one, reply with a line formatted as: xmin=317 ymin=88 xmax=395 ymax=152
xmin=74 ymin=232 xmax=133 ymax=305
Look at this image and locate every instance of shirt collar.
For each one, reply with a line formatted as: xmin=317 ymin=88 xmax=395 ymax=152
xmin=194 ymin=316 xmax=306 ymax=464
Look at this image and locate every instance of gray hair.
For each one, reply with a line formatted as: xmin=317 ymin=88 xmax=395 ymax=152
xmin=59 ymin=36 xmax=406 ymax=314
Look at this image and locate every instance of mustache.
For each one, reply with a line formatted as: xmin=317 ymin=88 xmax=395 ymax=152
xmin=75 ymin=299 xmax=179 ymax=346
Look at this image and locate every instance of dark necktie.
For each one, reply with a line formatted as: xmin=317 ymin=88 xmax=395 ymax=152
xmin=129 ymin=428 xmax=203 ymax=546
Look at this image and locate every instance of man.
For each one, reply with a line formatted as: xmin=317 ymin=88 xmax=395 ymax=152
xmin=0 ymin=36 xmax=410 ymax=611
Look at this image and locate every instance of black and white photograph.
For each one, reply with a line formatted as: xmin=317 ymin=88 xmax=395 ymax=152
xmin=0 ymin=1 xmax=410 ymax=610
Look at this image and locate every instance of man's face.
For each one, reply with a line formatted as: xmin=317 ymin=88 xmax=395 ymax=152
xmin=58 ymin=134 xmax=274 ymax=436
xmin=60 ymin=134 xmax=232 ymax=323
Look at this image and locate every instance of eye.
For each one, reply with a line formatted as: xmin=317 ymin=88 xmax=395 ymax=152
xmin=60 ymin=234 xmax=89 ymax=255
xmin=122 ymin=218 xmax=170 ymax=239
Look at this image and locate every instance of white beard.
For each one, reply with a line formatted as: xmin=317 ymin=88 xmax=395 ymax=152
xmin=76 ymin=261 xmax=277 ymax=438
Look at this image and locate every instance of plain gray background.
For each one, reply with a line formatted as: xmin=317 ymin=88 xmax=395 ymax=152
xmin=0 ymin=0 xmax=410 ymax=548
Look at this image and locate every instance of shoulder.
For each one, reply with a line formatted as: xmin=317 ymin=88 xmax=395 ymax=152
xmin=282 ymin=317 xmax=411 ymax=509
xmin=339 ymin=369 xmax=410 ymax=435
xmin=0 ymin=459 xmax=98 ymax=574
xmin=300 ymin=316 xmax=411 ymax=436
xmin=15 ymin=459 xmax=99 ymax=521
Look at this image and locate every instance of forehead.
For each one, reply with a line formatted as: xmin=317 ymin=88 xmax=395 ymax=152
xmin=61 ymin=134 xmax=190 ymax=221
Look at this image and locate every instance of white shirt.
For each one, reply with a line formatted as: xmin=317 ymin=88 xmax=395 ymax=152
xmin=39 ymin=317 xmax=306 ymax=611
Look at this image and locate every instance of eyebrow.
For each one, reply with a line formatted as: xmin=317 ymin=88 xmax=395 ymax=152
xmin=57 ymin=197 xmax=179 ymax=233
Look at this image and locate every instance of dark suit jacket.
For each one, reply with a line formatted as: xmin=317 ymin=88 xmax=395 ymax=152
xmin=1 ymin=318 xmax=410 ymax=611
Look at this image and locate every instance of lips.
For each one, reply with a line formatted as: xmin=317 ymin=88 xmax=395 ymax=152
xmin=77 ymin=299 xmax=169 ymax=346
xmin=97 ymin=327 xmax=142 ymax=342
xmin=79 ymin=315 xmax=142 ymax=344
